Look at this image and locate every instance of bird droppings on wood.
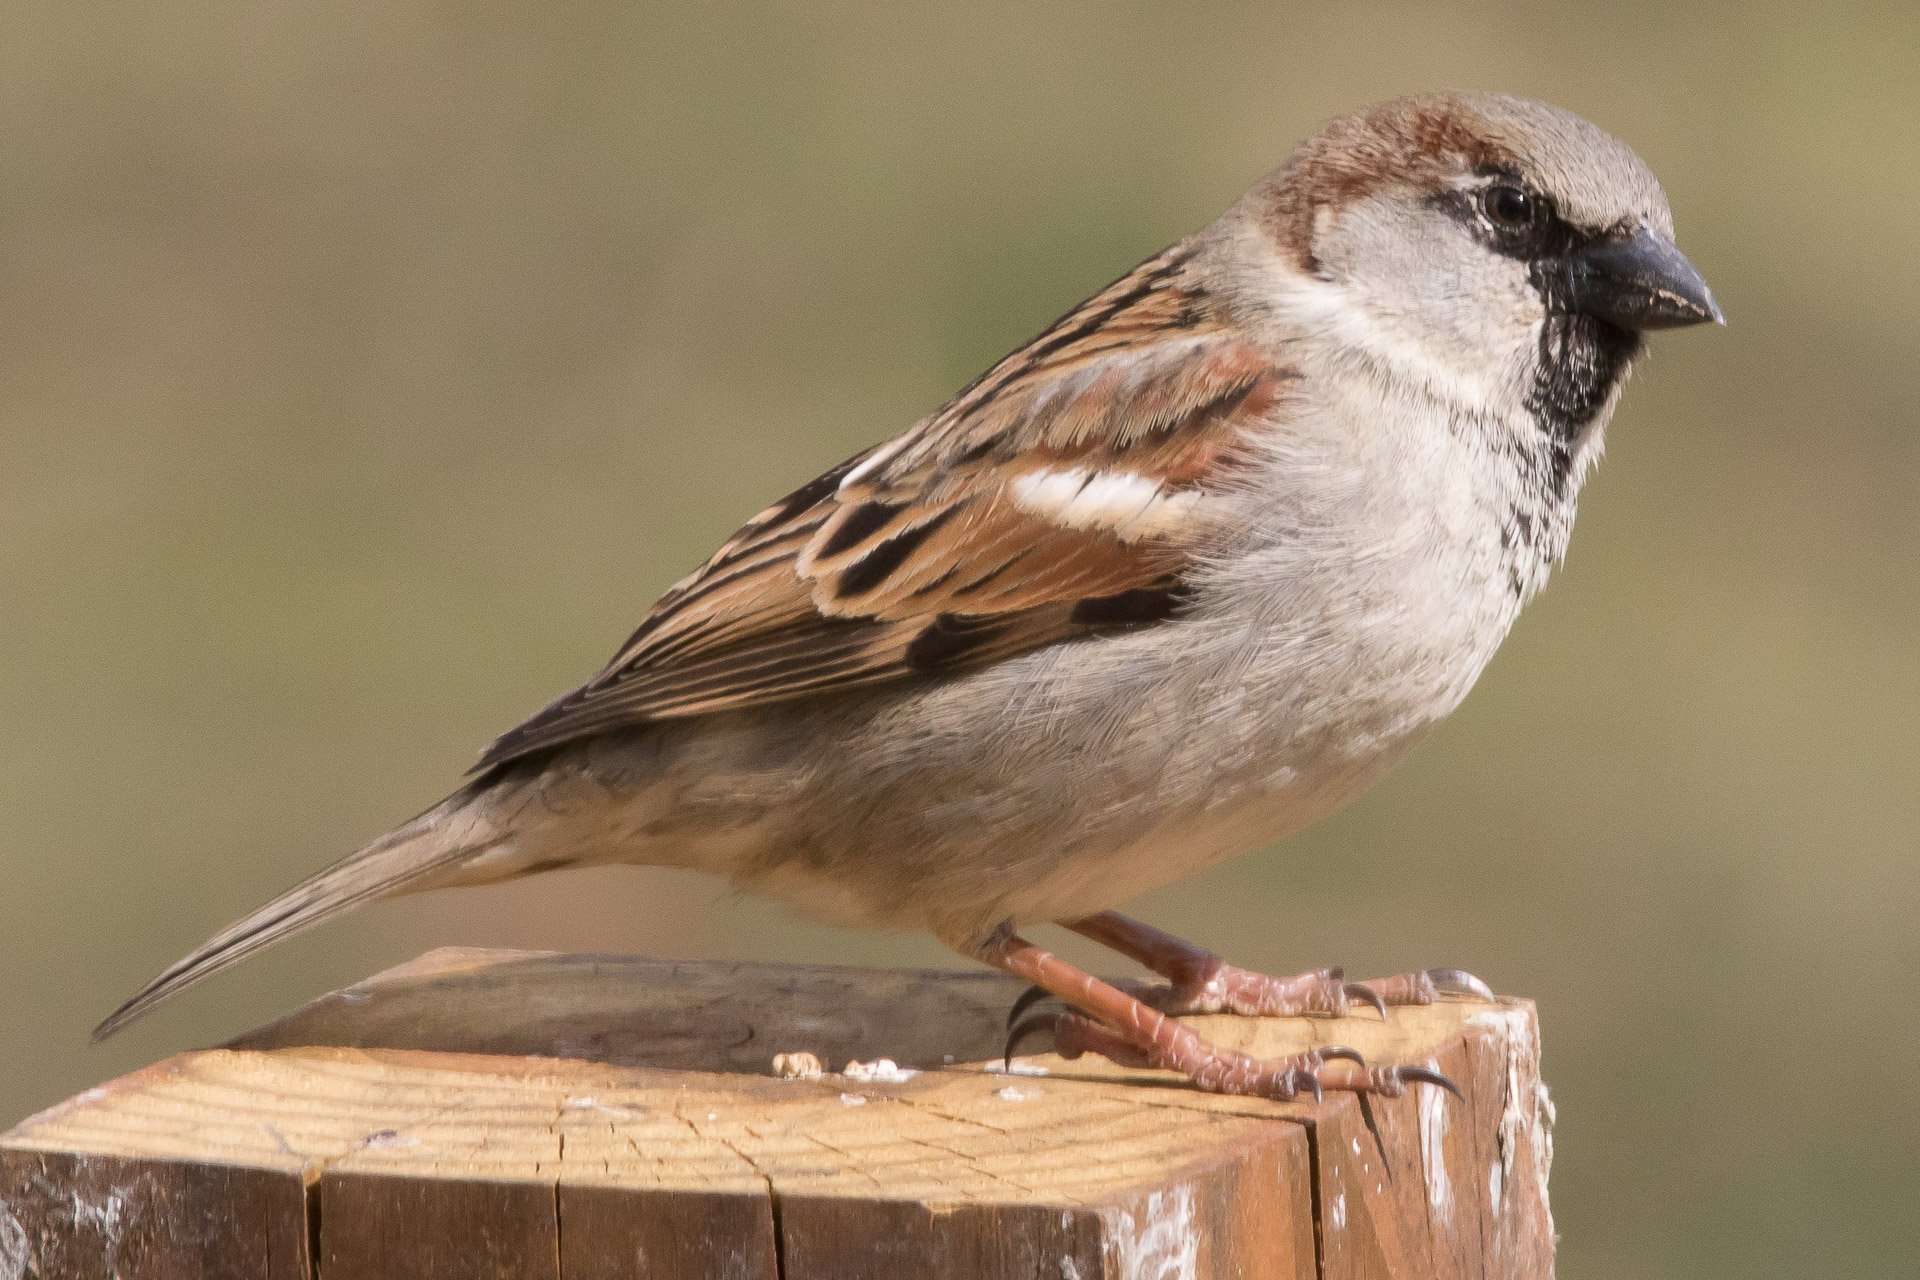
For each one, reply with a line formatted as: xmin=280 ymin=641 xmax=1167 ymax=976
xmin=840 ymin=1058 xmax=918 ymax=1083
xmin=1101 ymin=1183 xmax=1199 ymax=1280
xmin=1466 ymin=1004 xmax=1556 ymax=1248
xmin=1419 ymin=1063 xmax=1454 ymax=1224
xmin=771 ymin=1052 xmax=826 ymax=1080
xmin=362 ymin=1129 xmax=417 ymax=1150
xmin=0 ymin=1208 xmax=28 ymax=1280
xmin=66 ymin=1183 xmax=129 ymax=1243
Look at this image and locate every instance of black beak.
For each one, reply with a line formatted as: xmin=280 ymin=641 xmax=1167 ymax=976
xmin=1564 ymin=225 xmax=1723 ymax=330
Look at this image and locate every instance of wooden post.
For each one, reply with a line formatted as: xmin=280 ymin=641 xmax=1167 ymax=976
xmin=0 ymin=949 xmax=1554 ymax=1278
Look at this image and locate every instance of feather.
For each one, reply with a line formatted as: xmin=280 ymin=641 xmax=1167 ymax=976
xmin=476 ymin=247 xmax=1295 ymax=771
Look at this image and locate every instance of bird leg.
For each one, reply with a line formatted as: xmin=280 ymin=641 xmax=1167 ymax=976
xmin=1064 ymin=910 xmax=1494 ymax=1019
xmin=971 ymin=927 xmax=1457 ymax=1102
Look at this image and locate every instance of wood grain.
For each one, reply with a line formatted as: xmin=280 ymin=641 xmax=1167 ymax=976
xmin=1 ymin=949 xmax=1554 ymax=1278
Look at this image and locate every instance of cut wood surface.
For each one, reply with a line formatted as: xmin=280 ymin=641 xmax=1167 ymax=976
xmin=1 ymin=949 xmax=1555 ymax=1279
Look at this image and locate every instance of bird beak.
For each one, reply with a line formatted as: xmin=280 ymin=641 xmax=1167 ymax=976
xmin=1564 ymin=225 xmax=1724 ymax=330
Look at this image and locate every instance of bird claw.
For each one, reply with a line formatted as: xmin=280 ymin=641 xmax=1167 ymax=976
xmin=1281 ymin=1065 xmax=1324 ymax=1103
xmin=1002 ymin=1010 xmax=1064 ymax=1067
xmin=1343 ymin=982 xmax=1389 ymax=1019
xmin=1421 ymin=967 xmax=1495 ymax=1002
xmin=1382 ymin=1063 xmax=1464 ymax=1100
xmin=1353 ymin=966 xmax=1497 ymax=1009
xmin=1004 ymin=982 xmax=1057 ymax=1032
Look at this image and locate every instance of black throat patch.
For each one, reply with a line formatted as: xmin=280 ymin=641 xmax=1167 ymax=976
xmin=1433 ymin=183 xmax=1643 ymax=497
xmin=1522 ymin=294 xmax=1641 ymax=498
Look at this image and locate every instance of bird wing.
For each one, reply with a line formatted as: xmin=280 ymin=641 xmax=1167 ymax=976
xmin=477 ymin=243 xmax=1295 ymax=770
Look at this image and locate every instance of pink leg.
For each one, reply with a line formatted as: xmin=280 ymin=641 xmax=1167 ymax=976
xmin=1066 ymin=910 xmax=1493 ymax=1018
xmin=968 ymin=928 xmax=1456 ymax=1102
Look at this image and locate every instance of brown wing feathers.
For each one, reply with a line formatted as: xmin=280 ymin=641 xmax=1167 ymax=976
xmin=476 ymin=248 xmax=1289 ymax=771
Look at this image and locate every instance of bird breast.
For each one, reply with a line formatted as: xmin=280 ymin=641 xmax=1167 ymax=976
xmin=684 ymin=377 xmax=1573 ymax=938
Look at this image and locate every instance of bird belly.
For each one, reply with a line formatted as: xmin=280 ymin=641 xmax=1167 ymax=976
xmin=703 ymin=584 xmax=1477 ymax=941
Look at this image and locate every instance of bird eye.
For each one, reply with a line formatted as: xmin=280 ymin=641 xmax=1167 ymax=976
xmin=1480 ymin=184 xmax=1540 ymax=233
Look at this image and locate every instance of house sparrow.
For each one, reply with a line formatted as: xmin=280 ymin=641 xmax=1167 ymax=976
xmin=96 ymin=92 xmax=1720 ymax=1101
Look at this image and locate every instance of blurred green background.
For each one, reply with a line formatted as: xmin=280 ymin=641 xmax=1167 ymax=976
xmin=3 ymin=3 xmax=1915 ymax=1275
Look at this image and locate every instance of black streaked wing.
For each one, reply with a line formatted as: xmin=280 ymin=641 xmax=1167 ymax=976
xmin=476 ymin=245 xmax=1293 ymax=771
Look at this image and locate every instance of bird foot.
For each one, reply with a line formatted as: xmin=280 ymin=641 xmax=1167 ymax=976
xmin=980 ymin=928 xmax=1465 ymax=1107
xmin=1001 ymin=962 xmax=1494 ymax=1036
xmin=1059 ymin=911 xmax=1492 ymax=1022
xmin=1158 ymin=962 xmax=1494 ymax=1020
xmin=1018 ymin=1012 xmax=1459 ymax=1102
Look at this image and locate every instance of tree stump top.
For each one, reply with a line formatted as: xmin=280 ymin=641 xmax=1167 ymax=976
xmin=1 ymin=949 xmax=1554 ymax=1279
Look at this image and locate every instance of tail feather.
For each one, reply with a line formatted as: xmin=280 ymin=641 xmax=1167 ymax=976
xmin=92 ymin=783 xmax=505 ymax=1042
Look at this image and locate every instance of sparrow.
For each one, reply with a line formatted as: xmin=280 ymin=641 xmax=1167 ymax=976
xmin=97 ymin=92 xmax=1721 ymax=1102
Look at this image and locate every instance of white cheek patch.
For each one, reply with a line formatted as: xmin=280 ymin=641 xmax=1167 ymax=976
xmin=1263 ymin=198 xmax=1544 ymax=419
xmin=1276 ymin=274 xmax=1510 ymax=415
xmin=1011 ymin=467 xmax=1200 ymax=540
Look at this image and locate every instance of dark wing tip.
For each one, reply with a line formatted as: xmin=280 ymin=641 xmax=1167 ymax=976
xmin=91 ymin=951 xmax=213 ymax=1042
xmin=469 ymin=683 xmax=602 ymax=774
xmin=91 ymin=1002 xmax=138 ymax=1043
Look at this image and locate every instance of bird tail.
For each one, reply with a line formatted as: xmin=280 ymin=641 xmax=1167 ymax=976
xmin=92 ymin=780 xmax=511 ymax=1042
